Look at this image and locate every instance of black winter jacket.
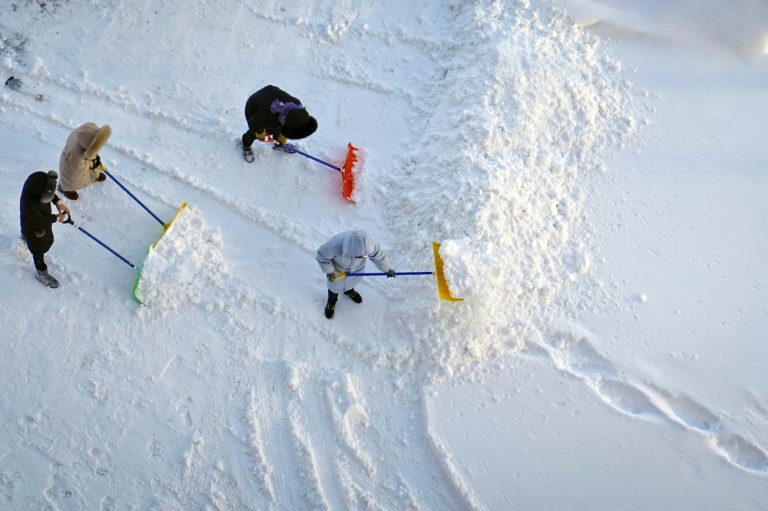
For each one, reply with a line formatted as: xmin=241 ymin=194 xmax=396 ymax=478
xmin=20 ymin=172 xmax=60 ymax=254
xmin=244 ymin=85 xmax=302 ymax=137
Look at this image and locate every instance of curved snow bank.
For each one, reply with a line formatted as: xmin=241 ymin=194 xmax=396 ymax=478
xmin=388 ymin=2 xmax=638 ymax=379
xmin=562 ymin=0 xmax=768 ymax=57
xmin=134 ymin=206 xmax=228 ymax=312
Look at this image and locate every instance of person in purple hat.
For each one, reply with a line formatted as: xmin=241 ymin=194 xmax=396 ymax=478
xmin=240 ymin=85 xmax=318 ymax=162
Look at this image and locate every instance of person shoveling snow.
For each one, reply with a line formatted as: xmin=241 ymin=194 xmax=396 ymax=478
xmin=19 ymin=170 xmax=70 ymax=288
xmin=316 ymin=230 xmax=395 ymax=319
xmin=239 ymin=85 xmax=318 ymax=162
xmin=58 ymin=122 xmax=111 ymax=201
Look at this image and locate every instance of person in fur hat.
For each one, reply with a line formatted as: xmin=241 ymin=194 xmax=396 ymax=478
xmin=20 ymin=171 xmax=70 ymax=288
xmin=58 ymin=122 xmax=112 ymax=200
xmin=240 ymin=85 xmax=318 ymax=162
xmin=316 ymin=230 xmax=396 ymax=319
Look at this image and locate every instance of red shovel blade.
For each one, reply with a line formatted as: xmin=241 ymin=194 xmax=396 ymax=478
xmin=341 ymin=143 xmax=358 ymax=203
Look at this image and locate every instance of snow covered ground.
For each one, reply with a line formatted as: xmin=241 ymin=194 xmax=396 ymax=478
xmin=0 ymin=0 xmax=765 ymax=509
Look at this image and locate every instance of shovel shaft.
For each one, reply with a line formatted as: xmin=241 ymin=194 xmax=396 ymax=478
xmin=288 ymin=146 xmax=342 ymax=172
xmin=105 ymin=171 xmax=165 ymax=226
xmin=76 ymin=225 xmax=135 ymax=268
xmin=345 ymin=272 xmax=433 ymax=276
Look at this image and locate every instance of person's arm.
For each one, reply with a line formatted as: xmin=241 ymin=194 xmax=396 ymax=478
xmin=53 ymin=195 xmax=70 ymax=215
xmin=368 ymin=239 xmax=392 ymax=273
xmin=316 ymin=247 xmax=336 ymax=274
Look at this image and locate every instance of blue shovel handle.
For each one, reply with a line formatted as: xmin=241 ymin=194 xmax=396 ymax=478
xmin=345 ymin=272 xmax=434 ymax=276
xmin=105 ymin=170 xmax=165 ymax=226
xmin=63 ymin=213 xmax=135 ymax=268
xmin=284 ymin=145 xmax=342 ymax=172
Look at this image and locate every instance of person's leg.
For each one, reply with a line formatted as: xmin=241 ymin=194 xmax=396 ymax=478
xmin=241 ymin=129 xmax=256 ymax=162
xmin=325 ymin=290 xmax=339 ymax=319
xmin=343 ymin=266 xmax=363 ymax=302
xmin=32 ymin=252 xmax=47 ymax=272
xmin=241 ymin=129 xmax=257 ymax=149
xmin=31 ymin=251 xmax=59 ymax=288
xmin=344 ymin=289 xmax=362 ymax=303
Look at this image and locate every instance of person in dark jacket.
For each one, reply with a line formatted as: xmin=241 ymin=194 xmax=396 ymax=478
xmin=20 ymin=171 xmax=69 ymax=288
xmin=240 ymin=85 xmax=318 ymax=162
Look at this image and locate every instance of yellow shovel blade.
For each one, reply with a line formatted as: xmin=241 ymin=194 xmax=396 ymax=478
xmin=163 ymin=202 xmax=187 ymax=233
xmin=133 ymin=202 xmax=188 ymax=305
xmin=432 ymin=241 xmax=463 ymax=302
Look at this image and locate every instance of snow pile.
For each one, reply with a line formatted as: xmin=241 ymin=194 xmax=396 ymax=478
xmin=387 ymin=2 xmax=638 ymax=378
xmin=134 ymin=206 xmax=228 ymax=311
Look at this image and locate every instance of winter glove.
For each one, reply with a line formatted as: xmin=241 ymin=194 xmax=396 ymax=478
xmin=386 ymin=269 xmax=396 ymax=278
xmin=90 ymin=155 xmax=105 ymax=171
xmin=327 ymin=271 xmax=343 ymax=282
xmin=255 ymin=130 xmax=267 ymax=142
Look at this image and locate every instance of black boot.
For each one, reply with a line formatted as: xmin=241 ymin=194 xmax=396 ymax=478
xmin=325 ymin=290 xmax=338 ymax=319
xmin=241 ymin=140 xmax=255 ymax=163
xmin=344 ymin=288 xmax=362 ymax=304
xmin=36 ymin=270 xmax=60 ymax=288
xmin=57 ymin=184 xmax=79 ymax=200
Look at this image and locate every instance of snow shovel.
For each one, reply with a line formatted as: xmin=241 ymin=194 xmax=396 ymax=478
xmin=131 ymin=202 xmax=189 ymax=305
xmin=260 ymin=137 xmax=358 ymax=203
xmin=342 ymin=242 xmax=463 ymax=302
xmin=63 ymin=213 xmax=136 ymax=268
xmin=102 ymin=170 xmax=187 ymax=304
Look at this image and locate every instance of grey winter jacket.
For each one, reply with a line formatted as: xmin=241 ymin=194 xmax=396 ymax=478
xmin=316 ymin=231 xmax=391 ymax=293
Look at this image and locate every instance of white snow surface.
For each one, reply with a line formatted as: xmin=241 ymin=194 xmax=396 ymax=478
xmin=0 ymin=0 xmax=766 ymax=509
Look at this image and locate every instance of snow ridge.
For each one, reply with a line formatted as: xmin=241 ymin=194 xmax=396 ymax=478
xmin=386 ymin=1 xmax=637 ymax=380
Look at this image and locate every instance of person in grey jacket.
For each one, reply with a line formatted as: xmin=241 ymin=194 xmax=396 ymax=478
xmin=316 ymin=230 xmax=396 ymax=319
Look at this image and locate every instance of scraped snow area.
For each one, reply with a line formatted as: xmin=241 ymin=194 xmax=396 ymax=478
xmin=0 ymin=0 xmax=766 ymax=509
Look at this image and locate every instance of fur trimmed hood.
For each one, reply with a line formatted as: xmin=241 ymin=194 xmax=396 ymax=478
xmin=77 ymin=123 xmax=112 ymax=160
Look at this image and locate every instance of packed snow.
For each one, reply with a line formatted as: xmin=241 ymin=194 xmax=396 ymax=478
xmin=135 ymin=206 xmax=228 ymax=312
xmin=0 ymin=0 xmax=766 ymax=509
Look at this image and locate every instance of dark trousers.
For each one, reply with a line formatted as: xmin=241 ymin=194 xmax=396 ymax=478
xmin=32 ymin=252 xmax=47 ymax=272
xmin=22 ymin=235 xmax=48 ymax=271
xmin=241 ymin=129 xmax=257 ymax=149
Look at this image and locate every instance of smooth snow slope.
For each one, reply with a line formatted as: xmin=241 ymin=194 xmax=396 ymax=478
xmin=428 ymin=1 xmax=768 ymax=510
